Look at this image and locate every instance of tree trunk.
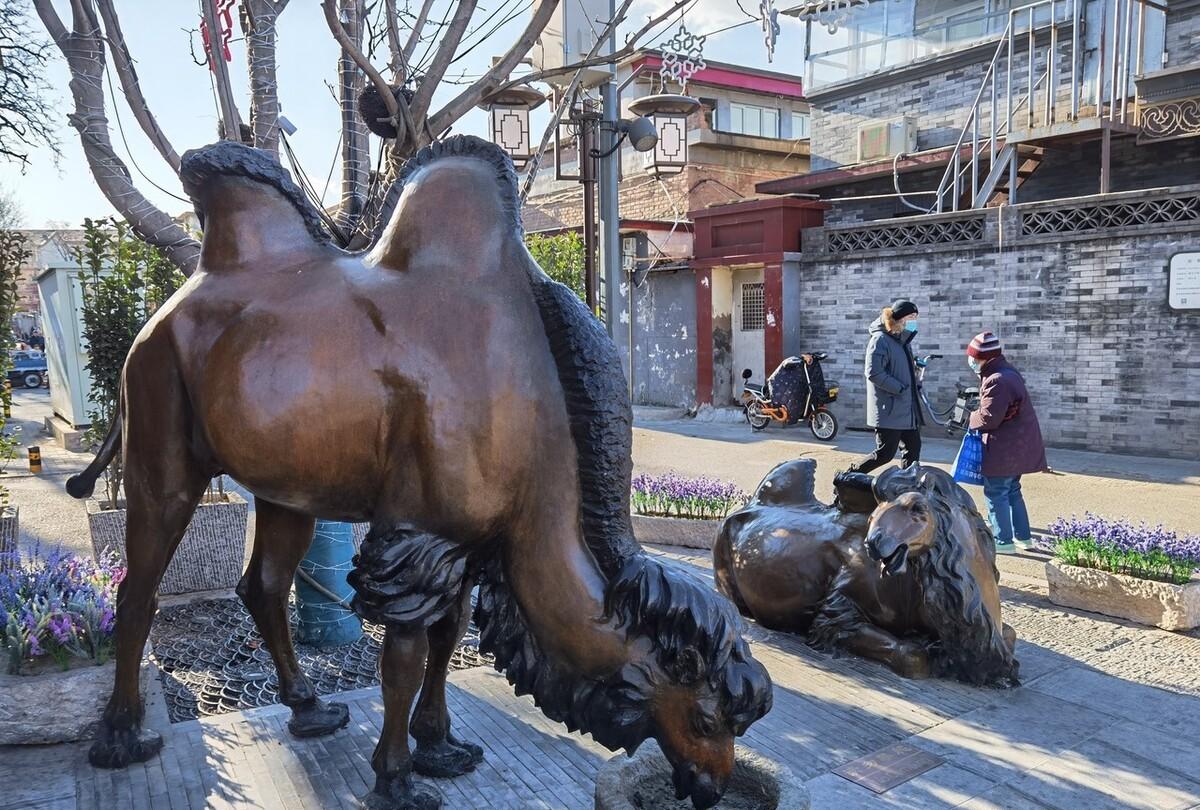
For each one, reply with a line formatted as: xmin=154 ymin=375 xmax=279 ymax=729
xmin=241 ymin=0 xmax=290 ymax=154
xmin=337 ymin=0 xmax=369 ymax=233
xmin=32 ymin=1 xmax=200 ymax=275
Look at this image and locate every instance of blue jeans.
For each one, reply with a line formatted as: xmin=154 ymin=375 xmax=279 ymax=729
xmin=983 ymin=475 xmax=1031 ymax=545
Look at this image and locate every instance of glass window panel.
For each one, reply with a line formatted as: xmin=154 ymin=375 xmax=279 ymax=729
xmin=744 ymin=106 xmax=761 ymax=136
xmin=730 ymin=104 xmax=744 ymax=134
xmin=763 ymin=109 xmax=779 ymax=138
xmin=791 ymin=111 xmax=810 ymax=139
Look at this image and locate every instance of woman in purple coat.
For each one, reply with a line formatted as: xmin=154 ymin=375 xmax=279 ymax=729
xmin=966 ymin=332 xmax=1048 ymax=552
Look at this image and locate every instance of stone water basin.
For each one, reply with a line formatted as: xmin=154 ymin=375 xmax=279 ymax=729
xmin=594 ymin=741 xmax=809 ymax=810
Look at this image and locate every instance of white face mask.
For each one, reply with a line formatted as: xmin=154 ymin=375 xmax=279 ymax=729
xmin=968 ymin=357 xmax=982 ymax=375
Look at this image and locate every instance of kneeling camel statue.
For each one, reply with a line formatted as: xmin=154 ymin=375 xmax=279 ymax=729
xmin=714 ymin=459 xmax=1019 ymax=687
xmin=68 ymin=136 xmax=771 ymax=810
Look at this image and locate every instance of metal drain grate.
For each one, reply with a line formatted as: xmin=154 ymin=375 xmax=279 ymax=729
xmin=149 ymin=596 xmax=492 ymax=723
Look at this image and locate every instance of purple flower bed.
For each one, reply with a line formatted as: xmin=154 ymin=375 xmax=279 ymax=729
xmin=631 ymin=472 xmax=747 ymax=521
xmin=1048 ymin=513 xmax=1200 ymax=586
xmin=1 ymin=548 xmax=124 ymax=675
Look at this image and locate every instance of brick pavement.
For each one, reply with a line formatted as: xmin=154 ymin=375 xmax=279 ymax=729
xmin=5 ymin=547 xmax=1200 ymax=810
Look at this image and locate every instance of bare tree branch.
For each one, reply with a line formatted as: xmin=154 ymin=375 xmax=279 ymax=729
xmin=94 ymin=0 xmax=180 ymax=171
xmin=241 ymin=0 xmax=291 ymax=154
xmin=427 ymin=0 xmax=559 ymax=137
xmin=200 ymin=0 xmax=244 ymax=140
xmin=383 ymin=0 xmax=403 ymax=81
xmin=494 ymin=0 xmax=691 ymax=97
xmin=0 ymin=0 xmax=60 ymax=168
xmin=408 ymin=0 xmax=477 ymax=124
xmin=32 ymin=0 xmax=200 ymax=274
xmin=333 ymin=0 xmax=370 ymax=231
xmin=402 ymin=0 xmax=436 ymax=66
xmin=321 ymin=0 xmax=419 ymax=154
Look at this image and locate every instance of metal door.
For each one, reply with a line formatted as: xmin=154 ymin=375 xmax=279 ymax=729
xmin=731 ymin=269 xmax=766 ymax=402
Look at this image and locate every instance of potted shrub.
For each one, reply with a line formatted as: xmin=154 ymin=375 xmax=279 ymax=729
xmin=77 ymin=220 xmax=248 ymax=595
xmin=1046 ymin=513 xmax=1200 ymax=631
xmin=0 ymin=229 xmax=28 ymax=564
xmin=0 ymin=549 xmax=147 ymax=744
xmin=631 ymin=471 xmax=747 ymax=550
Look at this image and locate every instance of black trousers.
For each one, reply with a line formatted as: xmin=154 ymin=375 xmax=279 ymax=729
xmin=847 ymin=428 xmax=922 ymax=474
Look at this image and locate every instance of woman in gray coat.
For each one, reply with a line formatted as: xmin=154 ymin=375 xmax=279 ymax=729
xmin=847 ymin=299 xmax=925 ymax=473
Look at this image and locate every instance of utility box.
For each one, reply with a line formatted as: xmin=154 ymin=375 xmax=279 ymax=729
xmin=531 ymin=0 xmax=615 ymax=88
xmin=36 ymin=263 xmax=95 ymax=434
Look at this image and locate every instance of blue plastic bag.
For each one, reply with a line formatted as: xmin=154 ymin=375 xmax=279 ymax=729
xmin=952 ymin=430 xmax=985 ymax=485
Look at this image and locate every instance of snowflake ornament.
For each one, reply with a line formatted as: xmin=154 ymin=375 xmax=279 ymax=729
xmin=660 ymin=24 xmax=707 ymax=94
xmin=760 ymin=0 xmax=781 ymax=63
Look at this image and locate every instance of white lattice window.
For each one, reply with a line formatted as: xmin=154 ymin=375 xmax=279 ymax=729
xmin=741 ymin=283 xmax=765 ymax=331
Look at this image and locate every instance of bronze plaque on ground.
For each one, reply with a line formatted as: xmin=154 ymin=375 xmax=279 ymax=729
xmin=833 ymin=742 xmax=945 ymax=794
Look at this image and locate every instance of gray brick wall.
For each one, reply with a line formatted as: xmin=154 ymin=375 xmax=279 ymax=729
xmin=790 ymin=195 xmax=1200 ymax=459
xmin=1167 ymin=3 xmax=1200 ymax=66
xmin=810 ymin=4 xmax=1200 ymax=172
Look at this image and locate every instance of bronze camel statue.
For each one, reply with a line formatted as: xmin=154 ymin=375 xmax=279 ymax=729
xmin=67 ymin=136 xmax=771 ymax=810
xmin=713 ymin=460 xmax=1019 ymax=687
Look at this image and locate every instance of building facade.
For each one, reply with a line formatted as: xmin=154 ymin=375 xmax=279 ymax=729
xmin=522 ymin=51 xmax=810 ymax=406
xmin=714 ymin=0 xmax=1200 ymax=458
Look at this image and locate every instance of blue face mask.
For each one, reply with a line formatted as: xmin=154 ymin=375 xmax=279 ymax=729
xmin=903 ymin=320 xmax=919 ymax=333
xmin=968 ymin=357 xmax=982 ymax=374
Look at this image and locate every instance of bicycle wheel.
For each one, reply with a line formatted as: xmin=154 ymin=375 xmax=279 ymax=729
xmin=746 ymin=402 xmax=770 ymax=431
xmin=809 ymin=410 xmax=838 ymax=441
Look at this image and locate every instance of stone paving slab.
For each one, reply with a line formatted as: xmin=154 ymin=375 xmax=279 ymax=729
xmin=7 ymin=548 xmax=1200 ymax=810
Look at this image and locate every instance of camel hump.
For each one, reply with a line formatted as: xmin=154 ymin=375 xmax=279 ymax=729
xmin=754 ymin=459 xmax=817 ymax=506
xmin=180 ymin=141 xmax=334 ymax=249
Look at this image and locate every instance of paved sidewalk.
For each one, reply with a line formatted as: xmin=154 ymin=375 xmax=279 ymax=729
xmin=632 ymin=418 xmax=1200 ymax=536
xmin=7 ymin=547 xmax=1200 ymax=810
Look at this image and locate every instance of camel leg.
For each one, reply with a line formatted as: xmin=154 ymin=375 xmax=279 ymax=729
xmin=89 ymin=395 xmax=211 ymax=768
xmin=410 ymin=579 xmax=484 ymax=778
xmin=236 ymin=499 xmax=349 ymax=738
xmin=364 ymin=625 xmax=442 ymax=810
xmin=840 ymin=624 xmax=931 ymax=680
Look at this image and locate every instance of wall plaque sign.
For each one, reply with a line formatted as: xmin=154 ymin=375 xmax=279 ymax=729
xmin=1169 ymin=252 xmax=1200 ymax=311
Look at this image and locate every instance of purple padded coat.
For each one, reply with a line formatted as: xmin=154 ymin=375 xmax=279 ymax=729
xmin=967 ymin=356 xmax=1048 ymax=478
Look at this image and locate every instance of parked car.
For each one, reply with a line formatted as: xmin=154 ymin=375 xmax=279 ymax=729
xmin=9 ymin=350 xmax=48 ymax=389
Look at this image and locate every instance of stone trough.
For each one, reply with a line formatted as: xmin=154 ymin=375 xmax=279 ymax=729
xmin=594 ymin=741 xmax=809 ymax=810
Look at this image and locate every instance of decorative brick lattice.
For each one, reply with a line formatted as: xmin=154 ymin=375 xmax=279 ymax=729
xmin=1022 ymin=194 xmax=1200 ymax=236
xmin=827 ymin=215 xmax=986 ymax=253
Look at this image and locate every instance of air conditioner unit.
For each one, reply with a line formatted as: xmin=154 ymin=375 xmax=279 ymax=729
xmin=857 ymin=118 xmax=917 ymax=162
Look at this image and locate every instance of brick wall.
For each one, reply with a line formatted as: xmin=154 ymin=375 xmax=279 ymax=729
xmin=1167 ymin=2 xmax=1200 ymax=66
xmin=524 ymin=163 xmax=794 ymax=233
xmin=790 ymin=187 xmax=1200 ymax=459
xmin=809 ymin=4 xmax=1200 ymax=172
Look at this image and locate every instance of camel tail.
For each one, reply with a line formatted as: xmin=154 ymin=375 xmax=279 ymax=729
xmin=66 ymin=410 xmax=122 ymax=500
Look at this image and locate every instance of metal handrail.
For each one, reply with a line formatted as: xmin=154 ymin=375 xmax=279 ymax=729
xmin=931 ymin=0 xmax=1158 ymax=213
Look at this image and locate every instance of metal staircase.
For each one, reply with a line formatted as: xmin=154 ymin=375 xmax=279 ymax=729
xmin=933 ymin=0 xmax=1163 ymax=213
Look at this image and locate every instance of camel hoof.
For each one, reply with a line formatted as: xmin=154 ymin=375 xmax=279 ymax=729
xmin=446 ymin=732 xmax=484 ymax=764
xmin=88 ymin=724 xmax=164 ymax=769
xmin=287 ymin=698 xmax=350 ymax=738
xmin=362 ymin=775 xmax=442 ymax=810
xmin=412 ymin=738 xmax=483 ymax=778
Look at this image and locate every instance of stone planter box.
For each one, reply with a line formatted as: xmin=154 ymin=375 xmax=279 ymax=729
xmin=0 ymin=505 xmax=17 ymax=568
xmin=1046 ymin=559 xmax=1200 ymax=631
xmin=595 ymin=740 xmax=808 ymax=810
xmin=632 ymin=515 xmax=721 ymax=550
xmin=0 ymin=660 xmax=148 ymax=745
xmin=88 ymin=493 xmax=249 ymax=595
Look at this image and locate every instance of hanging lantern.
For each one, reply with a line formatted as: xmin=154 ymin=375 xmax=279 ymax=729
xmin=479 ymin=87 xmax=547 ymax=169
xmin=629 ymin=95 xmax=701 ymax=176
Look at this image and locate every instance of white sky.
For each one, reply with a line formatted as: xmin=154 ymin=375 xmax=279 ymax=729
xmin=3 ymin=1 xmax=807 ymax=228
